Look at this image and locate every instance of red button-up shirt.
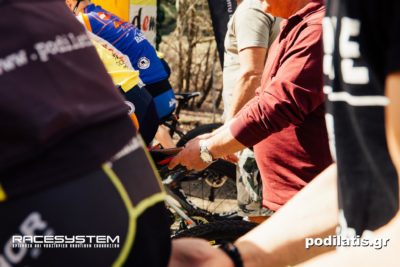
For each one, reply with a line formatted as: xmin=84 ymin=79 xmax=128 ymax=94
xmin=230 ymin=0 xmax=332 ymax=211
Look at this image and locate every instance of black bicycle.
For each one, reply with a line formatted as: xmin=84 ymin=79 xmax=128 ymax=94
xmin=151 ymin=149 xmax=238 ymax=222
xmin=155 ymin=92 xmax=239 ymax=219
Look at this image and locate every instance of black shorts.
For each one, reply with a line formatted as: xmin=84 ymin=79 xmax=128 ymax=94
xmin=0 ymin=140 xmax=171 ymax=267
xmin=120 ymin=85 xmax=159 ymax=145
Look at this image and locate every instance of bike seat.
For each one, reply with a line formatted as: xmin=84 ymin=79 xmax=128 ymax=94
xmin=175 ymin=92 xmax=201 ymax=101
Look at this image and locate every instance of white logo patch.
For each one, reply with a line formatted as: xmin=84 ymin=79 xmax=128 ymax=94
xmin=138 ymin=57 xmax=150 ymax=70
xmin=169 ymin=98 xmax=177 ymax=108
xmin=124 ymin=101 xmax=135 ymax=114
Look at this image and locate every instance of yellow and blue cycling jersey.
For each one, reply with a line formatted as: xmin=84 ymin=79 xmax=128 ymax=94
xmin=81 ymin=4 xmax=176 ymax=120
xmin=81 ymin=4 xmax=167 ymax=85
xmin=90 ymin=35 xmax=159 ymax=145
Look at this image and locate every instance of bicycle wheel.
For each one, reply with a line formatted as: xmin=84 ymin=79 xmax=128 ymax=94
xmin=171 ymin=123 xmax=239 ymax=218
xmin=176 ymin=123 xmax=222 ymax=147
xmin=167 ymin=159 xmax=239 ymax=219
xmin=173 ymin=220 xmax=257 ymax=244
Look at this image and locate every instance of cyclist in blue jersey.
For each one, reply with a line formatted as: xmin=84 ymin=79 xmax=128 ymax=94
xmin=65 ymin=0 xmax=177 ymax=122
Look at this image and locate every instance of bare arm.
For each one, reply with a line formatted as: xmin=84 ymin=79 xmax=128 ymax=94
xmin=295 ymin=212 xmax=400 ymax=267
xmin=226 ymin=47 xmax=267 ymax=120
xmin=385 ymin=72 xmax=400 ymax=177
xmin=296 ymin=72 xmax=400 ymax=267
xmin=235 ymin=164 xmax=338 ymax=267
xmin=168 ymin=164 xmax=338 ymax=267
xmin=170 ymin=25 xmax=325 ymax=171
xmin=168 ymin=118 xmax=246 ymax=170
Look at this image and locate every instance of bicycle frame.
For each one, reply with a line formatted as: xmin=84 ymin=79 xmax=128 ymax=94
xmin=160 ymin=92 xmax=201 ymax=139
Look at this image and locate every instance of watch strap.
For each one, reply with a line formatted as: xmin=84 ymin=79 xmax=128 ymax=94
xmin=219 ymin=242 xmax=243 ymax=267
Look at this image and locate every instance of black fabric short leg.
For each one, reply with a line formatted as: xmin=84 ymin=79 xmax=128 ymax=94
xmin=0 ymin=170 xmax=127 ymax=267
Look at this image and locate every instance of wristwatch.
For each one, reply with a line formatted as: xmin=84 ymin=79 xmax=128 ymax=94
xmin=199 ymin=140 xmax=215 ymax=164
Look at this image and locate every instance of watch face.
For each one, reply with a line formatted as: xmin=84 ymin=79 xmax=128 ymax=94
xmin=199 ymin=140 xmax=213 ymax=163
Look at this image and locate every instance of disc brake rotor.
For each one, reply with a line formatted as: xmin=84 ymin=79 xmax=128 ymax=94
xmin=205 ymin=175 xmax=229 ymax=188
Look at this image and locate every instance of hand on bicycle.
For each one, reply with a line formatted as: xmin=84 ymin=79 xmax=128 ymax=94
xmin=168 ymin=138 xmax=210 ymax=171
xmin=168 ymin=238 xmax=234 ymax=267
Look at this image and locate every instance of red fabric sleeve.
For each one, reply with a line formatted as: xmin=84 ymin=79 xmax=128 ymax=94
xmin=230 ymin=24 xmax=324 ymax=147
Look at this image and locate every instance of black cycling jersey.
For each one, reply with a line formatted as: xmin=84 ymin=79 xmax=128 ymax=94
xmin=0 ymin=0 xmax=133 ymax=197
xmin=0 ymin=0 xmax=171 ymax=266
xmin=324 ymin=0 xmax=400 ymax=235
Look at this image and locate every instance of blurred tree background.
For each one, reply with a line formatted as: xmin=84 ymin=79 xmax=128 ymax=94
xmin=157 ymin=0 xmax=224 ymax=112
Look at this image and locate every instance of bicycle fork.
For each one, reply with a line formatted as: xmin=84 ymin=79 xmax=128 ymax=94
xmin=165 ymin=195 xmax=197 ymax=227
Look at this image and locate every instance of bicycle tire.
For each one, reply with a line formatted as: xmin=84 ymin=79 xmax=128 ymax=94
xmin=173 ymin=220 xmax=257 ymax=243
xmin=163 ymin=122 xmax=239 ymax=220
xmin=172 ymin=159 xmax=238 ymax=219
xmin=176 ymin=123 xmax=222 ymax=147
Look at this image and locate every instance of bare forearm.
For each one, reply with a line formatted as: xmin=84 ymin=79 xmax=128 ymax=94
xmin=227 ymin=74 xmax=261 ymax=120
xmin=297 ymin=212 xmax=400 ymax=267
xmin=235 ymin=164 xmax=339 ymax=267
xmin=226 ymin=46 xmax=267 ymax=120
xmin=385 ymin=72 xmax=400 ymax=176
xmin=207 ymin=118 xmax=247 ymax=158
xmin=168 ymin=119 xmax=246 ymax=170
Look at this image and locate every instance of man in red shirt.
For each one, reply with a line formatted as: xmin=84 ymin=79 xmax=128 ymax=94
xmin=169 ymin=0 xmax=332 ymax=212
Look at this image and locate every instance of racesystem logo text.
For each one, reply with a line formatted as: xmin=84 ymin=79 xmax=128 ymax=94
xmin=12 ymin=235 xmax=120 ymax=249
